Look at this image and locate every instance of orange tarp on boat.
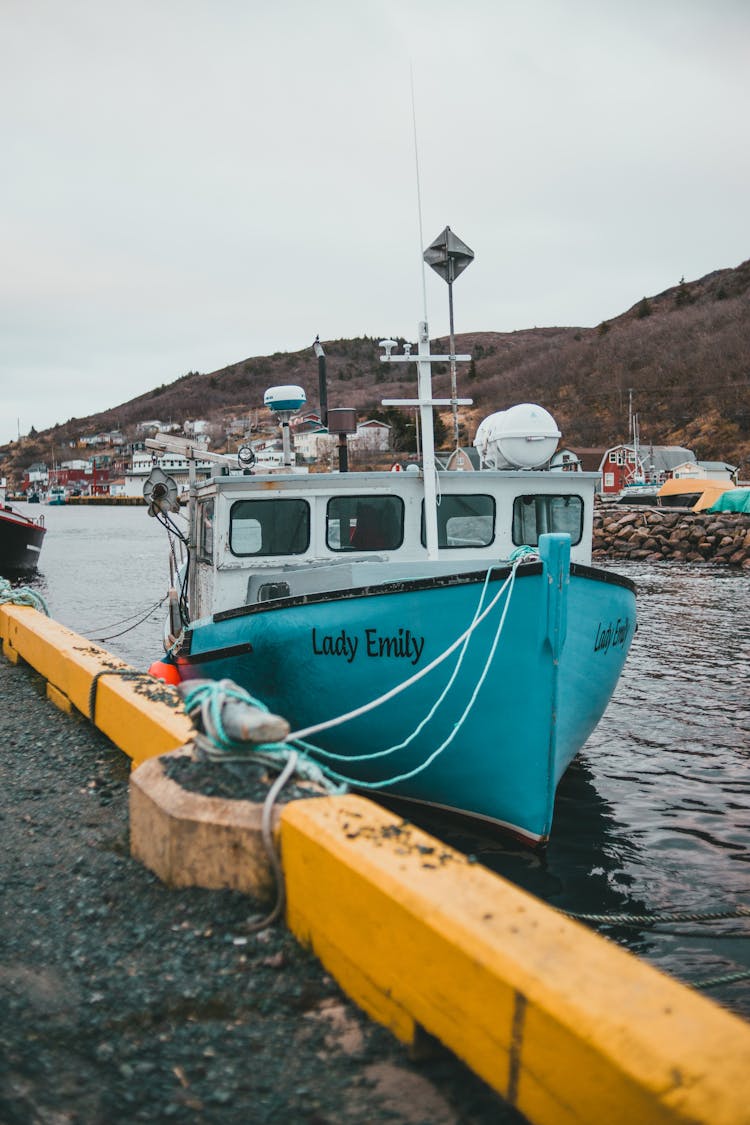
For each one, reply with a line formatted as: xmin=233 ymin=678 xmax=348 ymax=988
xmin=657 ymin=478 xmax=735 ymax=511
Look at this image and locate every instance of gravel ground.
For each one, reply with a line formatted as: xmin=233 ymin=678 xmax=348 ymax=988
xmin=0 ymin=656 xmax=524 ymax=1125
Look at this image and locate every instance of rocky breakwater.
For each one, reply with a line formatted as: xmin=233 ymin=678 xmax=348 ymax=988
xmin=593 ymin=505 xmax=750 ymax=569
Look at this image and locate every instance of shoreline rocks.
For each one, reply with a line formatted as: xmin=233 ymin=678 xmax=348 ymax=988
xmin=592 ymin=504 xmax=750 ymax=568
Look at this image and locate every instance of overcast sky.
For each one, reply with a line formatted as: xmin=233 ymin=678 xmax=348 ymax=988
xmin=2 ymin=0 xmax=748 ymax=445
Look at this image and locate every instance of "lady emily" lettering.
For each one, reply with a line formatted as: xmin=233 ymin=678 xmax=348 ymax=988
xmin=311 ymin=626 xmax=425 ymax=665
xmin=593 ymin=618 xmax=630 ymax=654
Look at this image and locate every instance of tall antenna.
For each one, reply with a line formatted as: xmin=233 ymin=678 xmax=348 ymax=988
xmin=410 ymin=65 xmax=428 ymax=323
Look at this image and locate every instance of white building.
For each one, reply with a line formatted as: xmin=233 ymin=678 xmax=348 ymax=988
xmin=293 ymin=429 xmax=336 ymax=462
xmin=351 ymin=419 xmax=391 ymax=452
xmin=671 ymin=460 xmax=737 ymax=482
xmin=185 ymin=419 xmax=211 ymax=437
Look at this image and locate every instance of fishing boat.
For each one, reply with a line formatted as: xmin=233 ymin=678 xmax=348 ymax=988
xmin=143 ymin=243 xmax=636 ymax=845
xmin=0 ymin=497 xmax=46 ymax=574
xmin=47 ymin=486 xmax=66 ymax=505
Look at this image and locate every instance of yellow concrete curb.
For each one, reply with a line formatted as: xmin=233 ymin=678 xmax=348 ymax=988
xmin=281 ymin=796 xmax=750 ymax=1125
xmin=3 ymin=600 xmax=750 ymax=1124
xmin=0 ymin=603 xmax=192 ymax=765
xmin=129 ymin=745 xmax=277 ymax=898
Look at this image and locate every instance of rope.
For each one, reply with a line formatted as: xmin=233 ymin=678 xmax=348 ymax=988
xmin=243 ymin=751 xmax=299 ymax=933
xmin=690 ymin=968 xmax=750 ymax=990
xmin=88 ymin=668 xmax=161 ymax=723
xmin=83 ymin=593 xmax=168 ymax=642
xmin=181 ymin=682 xmax=344 ymax=934
xmin=0 ymin=578 xmax=49 ymax=615
xmin=182 ymin=681 xmax=345 ymax=793
xmin=564 ymin=906 xmax=750 ymax=926
xmin=565 ymin=904 xmax=750 ymax=993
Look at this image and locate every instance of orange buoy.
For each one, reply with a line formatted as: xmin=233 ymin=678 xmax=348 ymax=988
xmin=148 ymin=659 xmax=181 ymax=685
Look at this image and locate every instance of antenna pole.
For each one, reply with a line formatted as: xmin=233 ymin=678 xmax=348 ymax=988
xmin=410 ymin=66 xmax=428 ymax=324
xmin=447 ymin=267 xmax=459 ymax=449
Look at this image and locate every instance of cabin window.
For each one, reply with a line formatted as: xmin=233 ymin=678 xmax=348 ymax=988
xmin=229 ymin=498 xmax=310 ymax=556
xmin=512 ymin=494 xmax=584 ymax=546
xmin=326 ymin=495 xmax=404 ymax=551
xmin=198 ymin=499 xmax=214 ymax=562
xmin=420 ymin=494 xmax=495 ymax=548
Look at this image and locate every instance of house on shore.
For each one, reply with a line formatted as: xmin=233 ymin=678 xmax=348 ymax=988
xmin=599 ymin=444 xmax=694 ymax=496
xmin=671 ymin=460 xmax=737 ymax=483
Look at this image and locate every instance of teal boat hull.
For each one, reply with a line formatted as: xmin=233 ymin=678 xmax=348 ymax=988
xmin=175 ymin=537 xmax=635 ymax=843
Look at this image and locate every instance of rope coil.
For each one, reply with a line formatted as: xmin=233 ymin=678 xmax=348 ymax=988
xmin=0 ymin=578 xmax=49 ymax=615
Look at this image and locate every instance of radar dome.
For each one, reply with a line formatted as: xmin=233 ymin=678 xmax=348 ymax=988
xmin=264 ymin=385 xmax=307 ymax=414
xmin=473 ymin=403 xmax=561 ymax=470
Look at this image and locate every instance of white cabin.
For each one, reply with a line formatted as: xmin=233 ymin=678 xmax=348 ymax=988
xmin=187 ymin=468 xmax=598 ymax=620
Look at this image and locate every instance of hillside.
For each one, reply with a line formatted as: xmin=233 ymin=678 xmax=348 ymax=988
xmin=3 ymin=258 xmax=750 ymax=473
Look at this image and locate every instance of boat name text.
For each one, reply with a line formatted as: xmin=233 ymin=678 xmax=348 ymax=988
xmin=311 ymin=627 xmax=425 ymax=665
xmin=593 ymin=617 xmax=631 ymax=655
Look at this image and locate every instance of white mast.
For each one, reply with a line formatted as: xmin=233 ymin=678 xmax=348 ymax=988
xmin=380 ymin=327 xmax=471 ymax=559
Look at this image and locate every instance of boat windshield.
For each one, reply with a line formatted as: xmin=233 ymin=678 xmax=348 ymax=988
xmin=229 ymin=498 xmax=310 ymax=556
xmin=512 ymin=494 xmax=584 ymax=546
xmin=420 ymin=494 xmax=495 ymax=548
xmin=326 ymin=495 xmax=404 ymax=551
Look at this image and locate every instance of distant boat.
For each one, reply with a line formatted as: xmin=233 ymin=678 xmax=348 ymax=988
xmin=47 ymin=486 xmax=66 ymax=505
xmin=617 ymin=481 xmax=661 ymax=505
xmin=0 ymin=502 xmax=46 ymax=574
xmin=657 ymin=477 xmax=736 ymax=512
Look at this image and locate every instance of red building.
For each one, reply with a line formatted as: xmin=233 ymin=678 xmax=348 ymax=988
xmin=599 ymin=444 xmax=695 ymax=495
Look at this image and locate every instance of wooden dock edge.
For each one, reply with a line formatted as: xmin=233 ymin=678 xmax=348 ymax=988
xmin=3 ymin=602 xmax=750 ymax=1124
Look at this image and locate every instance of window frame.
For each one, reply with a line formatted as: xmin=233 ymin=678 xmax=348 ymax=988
xmin=197 ymin=498 xmax=214 ymax=563
xmin=420 ymin=493 xmax=496 ymax=549
xmin=511 ymin=493 xmax=584 ymax=547
xmin=229 ymin=497 xmax=311 ymax=557
xmin=325 ymin=494 xmax=405 ymax=553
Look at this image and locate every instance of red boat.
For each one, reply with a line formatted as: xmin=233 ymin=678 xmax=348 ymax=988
xmin=0 ymin=502 xmax=46 ymax=574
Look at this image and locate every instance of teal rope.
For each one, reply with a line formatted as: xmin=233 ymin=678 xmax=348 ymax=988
xmin=0 ymin=577 xmax=49 ymax=616
xmin=183 ymin=680 xmax=270 ymax=752
xmin=182 ymin=680 xmax=345 ymax=794
xmin=508 ymin=545 xmax=539 ymax=562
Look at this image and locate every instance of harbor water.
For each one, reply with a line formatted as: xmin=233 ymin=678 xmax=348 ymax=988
xmin=14 ymin=502 xmax=750 ymax=1020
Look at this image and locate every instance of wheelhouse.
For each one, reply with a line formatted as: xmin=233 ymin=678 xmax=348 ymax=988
xmin=188 ymin=469 xmax=598 ymax=618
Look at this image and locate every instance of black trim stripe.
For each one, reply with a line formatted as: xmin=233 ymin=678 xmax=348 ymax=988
xmin=178 ymin=640 xmax=252 ymax=663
